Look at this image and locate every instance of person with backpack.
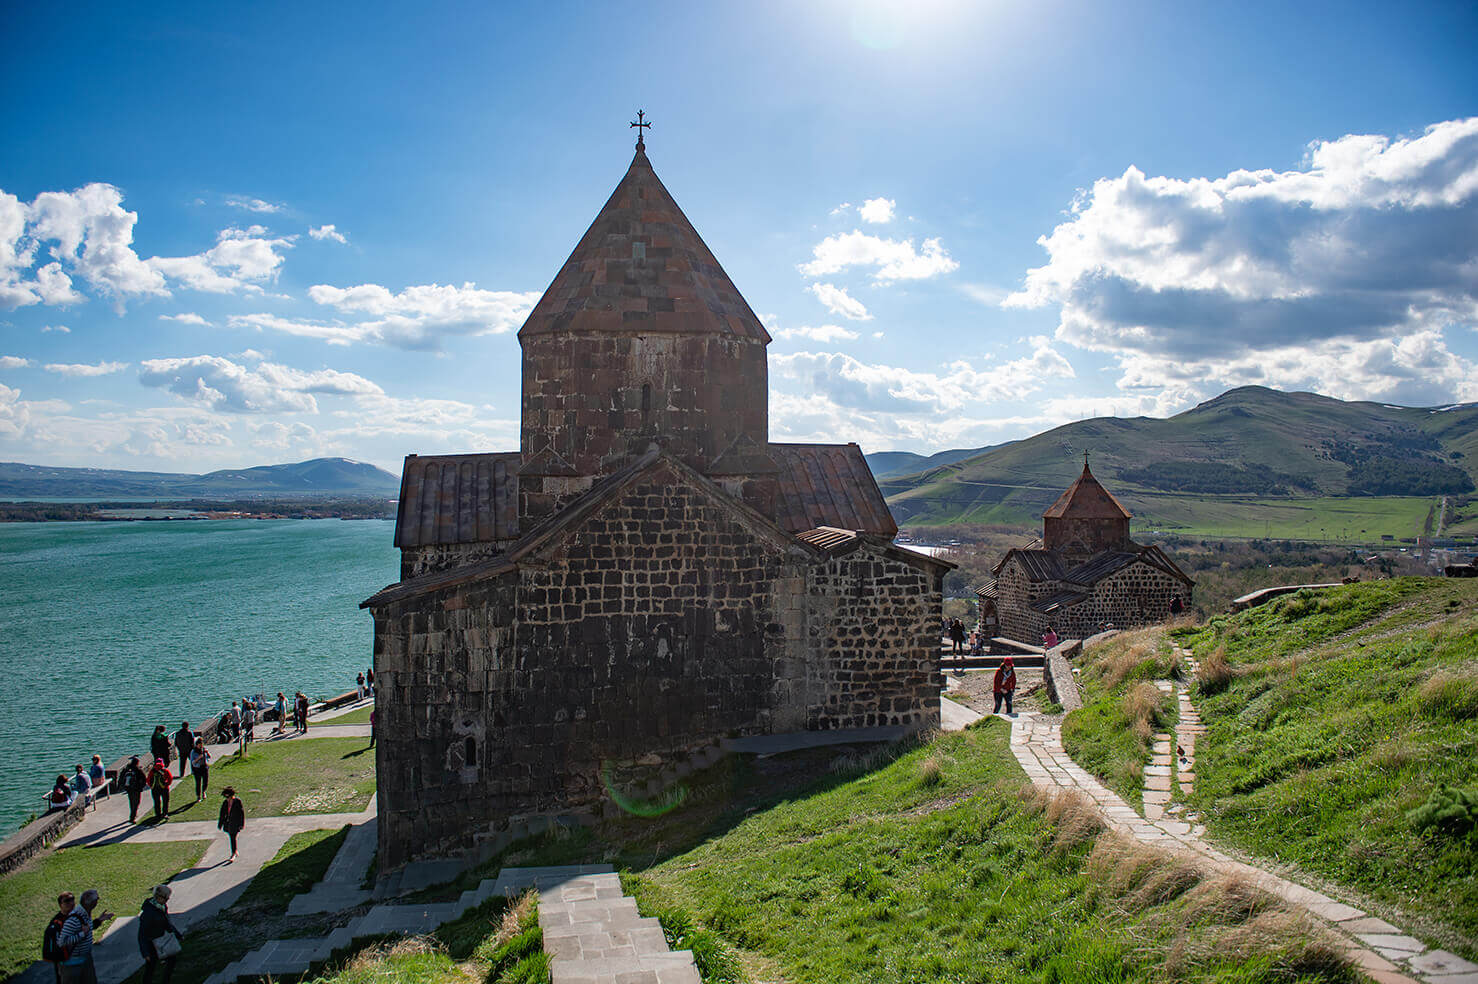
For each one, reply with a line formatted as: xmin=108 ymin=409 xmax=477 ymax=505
xmin=150 ymin=726 xmax=171 ymax=769
xmin=147 ymin=759 xmax=172 ymax=820
xmin=189 ymin=738 xmax=211 ymax=801
xmin=119 ymin=757 xmax=147 ymax=823
xmin=57 ymin=888 xmax=113 ymax=984
xmin=218 ymin=787 xmax=246 ymax=862
xmin=137 ymin=884 xmax=183 ymax=984
xmin=42 ymin=891 xmax=76 ymax=984
xmin=173 ymin=723 xmax=194 ymax=777
xmin=273 ymin=693 xmax=287 ymax=736
xmin=47 ymin=776 xmax=75 ymax=813
xmin=992 ymin=656 xmax=1018 ymax=715
xmin=948 ymin=617 xmax=966 ymax=655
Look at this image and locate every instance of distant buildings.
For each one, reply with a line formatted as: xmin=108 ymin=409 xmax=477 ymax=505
xmin=979 ymin=460 xmax=1194 ymax=643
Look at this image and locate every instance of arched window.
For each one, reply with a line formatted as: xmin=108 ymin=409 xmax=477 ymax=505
xmin=640 ymin=383 xmax=652 ymax=427
xmin=463 ymin=735 xmax=477 ymax=769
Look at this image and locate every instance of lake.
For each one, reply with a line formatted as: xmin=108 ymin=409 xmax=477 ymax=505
xmin=0 ymin=519 xmax=397 ymax=830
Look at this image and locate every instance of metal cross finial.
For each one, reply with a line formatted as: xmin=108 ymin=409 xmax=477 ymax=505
xmin=1083 ymin=450 xmax=1090 ymax=470
xmin=630 ymin=110 xmax=651 ymax=149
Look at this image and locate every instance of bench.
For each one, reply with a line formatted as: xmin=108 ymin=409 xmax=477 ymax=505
xmin=40 ymin=781 xmax=105 ymax=814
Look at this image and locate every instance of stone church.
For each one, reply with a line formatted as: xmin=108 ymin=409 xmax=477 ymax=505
xmin=981 ymin=460 xmax=1194 ymax=643
xmin=362 ymin=134 xmax=950 ymax=872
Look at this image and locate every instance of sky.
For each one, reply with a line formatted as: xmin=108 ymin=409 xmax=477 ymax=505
xmin=1 ymin=0 xmax=1475 ymax=474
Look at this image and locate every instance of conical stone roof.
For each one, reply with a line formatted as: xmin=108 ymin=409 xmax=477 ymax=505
xmin=1042 ymin=461 xmax=1132 ymax=520
xmin=518 ymin=145 xmax=770 ymax=341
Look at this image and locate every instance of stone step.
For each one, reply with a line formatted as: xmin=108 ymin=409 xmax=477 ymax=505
xmin=550 ymin=951 xmax=700 ymax=984
xmin=541 ymin=915 xmax=666 ymax=939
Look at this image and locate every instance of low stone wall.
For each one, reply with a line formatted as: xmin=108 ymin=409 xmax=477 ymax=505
xmin=1043 ymin=639 xmax=1083 ymax=712
xmin=0 ymin=801 xmax=87 ymax=878
xmin=1229 ymin=582 xmax=1343 ymax=612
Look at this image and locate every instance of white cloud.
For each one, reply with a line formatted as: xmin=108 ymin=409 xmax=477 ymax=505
xmin=771 ymin=323 xmax=861 ymax=344
xmin=255 ymin=281 xmax=544 ymax=349
xmin=309 ymin=224 xmax=348 ymax=244
xmin=0 ymin=356 xmax=30 ymax=369
xmin=160 ymin=312 xmax=210 ymax=326
xmin=43 ymin=361 xmax=128 ymax=377
xmin=41 ymin=324 xmax=70 ymax=333
xmin=830 ymin=202 xmax=853 ymax=216
xmin=138 ymin=355 xmax=384 ymax=414
xmin=149 ymin=226 xmax=294 ymax=294
xmin=808 ymin=282 xmax=872 ymax=321
xmin=799 ymin=230 xmax=959 ymax=282
xmin=0 ymin=382 xmax=33 ymax=437
xmin=1006 ymin=117 xmax=1478 ymax=399
xmin=771 ymin=338 xmax=1074 ymax=418
xmin=858 ymin=197 xmax=896 ymax=224
xmin=21 ymin=184 xmax=169 ymax=308
xmin=225 ymin=196 xmax=283 ymax=214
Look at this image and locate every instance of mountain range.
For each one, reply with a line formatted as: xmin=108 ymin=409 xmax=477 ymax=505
xmin=0 ymin=457 xmax=401 ymax=498
xmin=873 ymin=387 xmax=1478 ymax=534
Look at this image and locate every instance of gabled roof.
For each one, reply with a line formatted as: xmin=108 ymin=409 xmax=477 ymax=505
xmin=1031 ymin=590 xmax=1090 ymax=614
xmin=795 ymin=527 xmax=858 ymax=552
xmin=1043 ymin=461 xmax=1132 ymax=520
xmin=518 ymin=146 xmax=769 ymax=342
xmin=1062 ymin=551 xmax=1141 ymax=585
xmin=993 ymin=549 xmax=1066 ymax=581
xmin=394 ymin=452 xmax=520 ymax=548
xmin=770 ymin=443 xmax=897 ymax=537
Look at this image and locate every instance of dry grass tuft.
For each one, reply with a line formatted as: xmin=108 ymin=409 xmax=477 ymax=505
xmin=1196 ymin=645 xmax=1234 ymax=696
xmin=342 ymin=935 xmax=445 ymax=973
xmin=1124 ymin=682 xmax=1165 ymax=742
xmin=1043 ymin=788 xmax=1104 ymax=852
xmin=1084 ymin=834 xmax=1162 ymax=899
xmin=1128 ymin=855 xmax=1205 ymax=909
xmin=491 ymin=890 xmax=537 ymax=951
xmin=918 ymin=752 xmax=945 ymax=787
xmin=1209 ymin=910 xmax=1350 ymax=976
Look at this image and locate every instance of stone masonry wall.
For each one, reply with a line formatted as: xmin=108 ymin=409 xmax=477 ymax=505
xmin=400 ymin=539 xmax=521 ymax=580
xmin=519 ymin=333 xmax=767 ymax=522
xmin=995 ymin=557 xmax=1189 ymax=644
xmin=374 ymin=461 xmax=808 ymax=869
xmin=807 ymin=542 xmax=943 ymax=730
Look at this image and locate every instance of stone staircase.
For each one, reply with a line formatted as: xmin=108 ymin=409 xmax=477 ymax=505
xmin=203 ymin=864 xmax=613 ymax=984
xmin=536 ymin=869 xmax=699 ymax=984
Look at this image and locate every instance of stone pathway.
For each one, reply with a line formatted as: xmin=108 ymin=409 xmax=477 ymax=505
xmin=537 ymin=869 xmax=700 ymax=984
xmin=288 ymin=814 xmax=377 ymax=915
xmin=1007 ymin=645 xmax=1478 ymax=984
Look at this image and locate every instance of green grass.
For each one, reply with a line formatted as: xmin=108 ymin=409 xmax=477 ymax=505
xmin=126 ymin=826 xmax=350 ymax=984
xmin=448 ymin=721 xmax=1352 ymax=984
xmin=322 ymin=705 xmax=372 ymax=726
xmin=209 ymin=737 xmax=376 ymax=816
xmin=1180 ymin=578 xmax=1478 ymax=957
xmin=0 ymin=839 xmax=210 ymax=979
xmin=1060 ymin=630 xmax=1180 ymax=810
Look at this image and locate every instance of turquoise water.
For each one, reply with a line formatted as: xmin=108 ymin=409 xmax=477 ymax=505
xmin=0 ymin=519 xmax=397 ymax=830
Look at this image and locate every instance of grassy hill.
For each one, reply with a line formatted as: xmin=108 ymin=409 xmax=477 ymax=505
xmin=864 ymin=444 xmax=1000 ymax=481
xmin=1176 ymin=579 xmax=1478 ymax=955
xmin=879 ymin=387 xmax=1478 ymax=537
xmin=0 ymin=457 xmax=400 ymax=498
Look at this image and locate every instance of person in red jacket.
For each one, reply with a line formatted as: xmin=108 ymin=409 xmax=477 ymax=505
xmin=146 ymin=760 xmax=173 ymax=821
xmin=992 ymin=657 xmax=1017 ymax=716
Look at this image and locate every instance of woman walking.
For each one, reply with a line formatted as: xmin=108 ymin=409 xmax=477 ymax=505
xmin=992 ymin=657 xmax=1017 ymax=716
xmin=119 ymin=757 xmax=147 ymax=823
xmin=189 ymin=738 xmax=211 ymax=800
xmin=218 ymin=787 xmax=246 ymax=862
xmin=137 ymin=885 xmax=182 ymax=984
xmin=146 ymin=759 xmax=172 ymax=820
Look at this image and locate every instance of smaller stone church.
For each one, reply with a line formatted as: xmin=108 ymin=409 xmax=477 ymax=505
xmin=982 ymin=460 xmax=1194 ymax=643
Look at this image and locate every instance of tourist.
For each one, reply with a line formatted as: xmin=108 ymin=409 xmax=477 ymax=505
xmin=69 ymin=766 xmax=91 ymax=799
xmin=173 ymin=723 xmax=194 ymax=777
xmin=356 ymin=672 xmax=366 ymax=701
xmin=948 ymin=618 xmax=965 ymax=654
xmin=366 ymin=666 xmax=374 ymax=696
xmin=47 ymin=776 xmax=74 ymax=813
xmin=42 ymin=892 xmax=76 ymax=984
xmin=218 ymin=787 xmax=246 ymax=862
xmin=224 ymin=702 xmax=241 ymax=743
xmin=137 ymin=884 xmax=183 ymax=984
xmin=242 ymin=700 xmax=256 ymax=744
xmin=150 ymin=726 xmax=172 ymax=768
xmin=87 ymin=755 xmax=105 ymax=787
xmin=369 ymin=707 xmax=376 ymax=748
xmin=1170 ymin=595 xmax=1185 ymax=615
xmin=1043 ymin=625 xmax=1059 ymax=649
xmin=119 ymin=757 xmax=148 ymax=822
xmin=969 ymin=630 xmax=984 ymax=657
xmin=147 ymin=759 xmax=172 ymax=820
xmin=189 ymin=737 xmax=211 ymax=800
xmin=273 ymin=693 xmax=287 ymax=736
xmin=295 ymin=692 xmax=310 ymax=733
xmin=993 ymin=657 xmax=1017 ymax=715
xmin=57 ymin=888 xmax=113 ymax=984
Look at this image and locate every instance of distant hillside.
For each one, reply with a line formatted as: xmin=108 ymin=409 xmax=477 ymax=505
xmin=0 ymin=457 xmax=400 ymax=498
xmin=881 ymin=387 xmax=1478 ymax=531
xmin=865 ymin=444 xmax=1001 ymax=480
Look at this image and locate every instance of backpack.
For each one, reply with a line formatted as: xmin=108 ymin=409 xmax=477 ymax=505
xmin=42 ymin=914 xmax=71 ymax=963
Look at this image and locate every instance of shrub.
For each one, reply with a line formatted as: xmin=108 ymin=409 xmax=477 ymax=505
xmin=1043 ymin=788 xmax=1104 ymax=853
xmin=1407 ymin=784 xmax=1478 ymax=839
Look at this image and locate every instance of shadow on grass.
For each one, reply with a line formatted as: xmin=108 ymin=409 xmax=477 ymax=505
xmin=340 ymin=747 xmax=372 ymax=760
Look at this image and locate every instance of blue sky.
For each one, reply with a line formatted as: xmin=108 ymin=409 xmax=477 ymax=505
xmin=1 ymin=0 xmax=1475 ymax=473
